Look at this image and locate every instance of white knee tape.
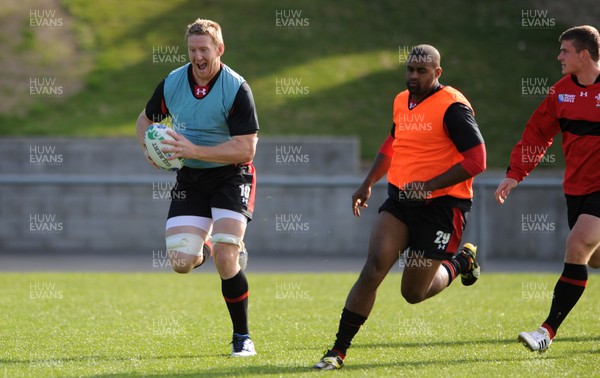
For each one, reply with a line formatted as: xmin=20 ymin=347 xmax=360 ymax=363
xmin=166 ymin=233 xmax=204 ymax=256
xmin=211 ymin=233 xmax=245 ymax=250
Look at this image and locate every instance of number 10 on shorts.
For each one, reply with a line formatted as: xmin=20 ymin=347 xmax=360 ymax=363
xmin=239 ymin=184 xmax=251 ymax=204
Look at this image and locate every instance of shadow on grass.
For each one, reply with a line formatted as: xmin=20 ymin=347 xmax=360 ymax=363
xmin=0 ymin=353 xmax=311 ymax=377
xmin=84 ymin=351 xmax=596 ymax=377
xmin=0 ymin=350 xmax=237 ymax=367
xmin=352 ymin=337 xmax=519 ymax=349
xmin=319 ymin=334 xmax=600 ymax=351
xmin=2 ymin=335 xmax=598 ymax=376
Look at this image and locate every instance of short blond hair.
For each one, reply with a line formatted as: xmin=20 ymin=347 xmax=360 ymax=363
xmin=185 ymin=18 xmax=223 ymax=45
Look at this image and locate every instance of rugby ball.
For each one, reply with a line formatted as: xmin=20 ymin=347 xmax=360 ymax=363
xmin=144 ymin=123 xmax=184 ymax=171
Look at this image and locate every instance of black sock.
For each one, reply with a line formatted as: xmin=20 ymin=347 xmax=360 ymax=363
xmin=332 ymin=308 xmax=367 ymax=357
xmin=222 ymin=270 xmax=249 ymax=335
xmin=441 ymin=260 xmax=459 ymax=286
xmin=542 ymin=263 xmax=588 ymax=338
xmin=441 ymin=252 xmax=469 ymax=286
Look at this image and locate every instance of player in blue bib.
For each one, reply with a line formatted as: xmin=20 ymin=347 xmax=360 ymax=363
xmin=135 ymin=18 xmax=259 ymax=357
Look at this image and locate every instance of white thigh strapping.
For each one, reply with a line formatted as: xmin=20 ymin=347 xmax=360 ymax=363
xmin=212 ymin=233 xmax=245 ymax=250
xmin=165 ymin=233 xmax=204 ymax=256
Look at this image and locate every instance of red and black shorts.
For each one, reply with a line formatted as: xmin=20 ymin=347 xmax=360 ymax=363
xmin=379 ymin=197 xmax=468 ymax=260
xmin=168 ymin=163 xmax=256 ymax=221
xmin=565 ymin=190 xmax=600 ymax=229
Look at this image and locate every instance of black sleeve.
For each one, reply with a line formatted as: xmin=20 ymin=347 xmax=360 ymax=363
xmin=145 ymin=79 xmax=170 ymax=123
xmin=227 ymin=82 xmax=259 ymax=136
xmin=443 ymin=103 xmax=484 ymax=152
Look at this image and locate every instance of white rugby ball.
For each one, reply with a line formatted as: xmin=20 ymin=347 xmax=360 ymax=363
xmin=144 ymin=123 xmax=184 ymax=171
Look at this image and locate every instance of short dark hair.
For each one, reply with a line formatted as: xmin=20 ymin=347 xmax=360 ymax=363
xmin=559 ymin=25 xmax=600 ymax=61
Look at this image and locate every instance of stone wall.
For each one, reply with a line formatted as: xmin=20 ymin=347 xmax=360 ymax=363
xmin=0 ymin=138 xmax=568 ymax=262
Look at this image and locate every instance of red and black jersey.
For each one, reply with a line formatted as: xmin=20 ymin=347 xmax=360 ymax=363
xmin=507 ymin=74 xmax=600 ymax=195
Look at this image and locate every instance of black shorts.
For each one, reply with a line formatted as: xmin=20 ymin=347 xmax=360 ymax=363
xmin=168 ymin=163 xmax=256 ymax=221
xmin=379 ymin=197 xmax=468 ymax=260
xmin=565 ymin=190 xmax=600 ymax=229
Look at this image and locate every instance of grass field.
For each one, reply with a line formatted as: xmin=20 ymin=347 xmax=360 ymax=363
xmin=0 ymin=0 xmax=571 ymax=164
xmin=0 ymin=272 xmax=598 ymax=377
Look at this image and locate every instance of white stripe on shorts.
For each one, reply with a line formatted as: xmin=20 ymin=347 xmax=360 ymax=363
xmin=165 ymin=209 xmax=246 ymax=232
xmin=165 ymin=215 xmax=212 ymax=232
xmin=212 ymin=208 xmax=248 ymax=225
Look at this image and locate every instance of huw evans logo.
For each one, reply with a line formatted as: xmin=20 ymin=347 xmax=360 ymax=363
xmin=29 ymin=282 xmax=63 ymax=300
xmin=275 ymin=281 xmax=311 ymax=300
xmin=521 ymin=213 xmax=556 ymax=234
xmin=152 ymin=45 xmax=187 ymax=65
xmin=29 ymin=213 xmax=63 ymax=233
xmin=29 ymin=145 xmax=63 ymax=165
xmin=275 ymin=77 xmax=310 ymax=97
xmin=521 ymin=77 xmax=555 ymax=97
xmin=275 ymin=213 xmax=310 ymax=233
xmin=521 ymin=9 xmax=555 ymax=29
xmin=520 ymin=145 xmax=556 ymax=166
xmin=397 ymin=113 xmax=432 ymax=132
xmin=521 ymin=282 xmax=554 ymax=301
xmin=275 ymin=9 xmax=310 ymax=29
xmin=29 ymin=9 xmax=63 ymax=28
xmin=275 ymin=145 xmax=310 ymax=165
xmin=29 ymin=77 xmax=64 ymax=97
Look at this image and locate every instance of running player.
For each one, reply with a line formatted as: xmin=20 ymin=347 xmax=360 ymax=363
xmin=495 ymin=25 xmax=600 ymax=353
xmin=135 ymin=19 xmax=259 ymax=357
xmin=314 ymin=44 xmax=486 ymax=370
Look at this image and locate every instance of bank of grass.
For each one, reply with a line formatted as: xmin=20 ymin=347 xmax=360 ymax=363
xmin=1 ymin=0 xmax=567 ymax=164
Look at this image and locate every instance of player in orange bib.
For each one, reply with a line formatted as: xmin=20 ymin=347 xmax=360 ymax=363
xmin=314 ymin=44 xmax=486 ymax=370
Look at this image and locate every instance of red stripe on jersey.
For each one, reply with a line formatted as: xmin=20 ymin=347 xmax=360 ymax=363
xmin=245 ymin=163 xmax=256 ymax=214
xmin=224 ymin=291 xmax=249 ymax=303
xmin=160 ymin=98 xmax=168 ymax=115
xmin=559 ymin=275 xmax=588 ymax=287
xmin=508 ymin=75 xmax=600 ymax=195
xmin=447 ymin=208 xmax=464 ymax=253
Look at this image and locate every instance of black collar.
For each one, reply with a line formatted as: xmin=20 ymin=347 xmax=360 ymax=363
xmin=570 ymin=73 xmax=600 ymax=88
xmin=186 ymin=63 xmax=222 ymax=98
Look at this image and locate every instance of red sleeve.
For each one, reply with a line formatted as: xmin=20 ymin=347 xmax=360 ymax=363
xmin=378 ymin=134 xmax=394 ymax=158
xmin=507 ymin=95 xmax=561 ymax=182
xmin=460 ymin=144 xmax=486 ymax=177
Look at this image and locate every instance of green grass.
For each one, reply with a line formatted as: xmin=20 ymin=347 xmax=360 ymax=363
xmin=0 ymin=0 xmax=571 ymax=164
xmin=1 ymin=272 xmax=598 ymax=377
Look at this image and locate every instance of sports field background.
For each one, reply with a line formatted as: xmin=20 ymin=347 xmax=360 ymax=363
xmin=1 ymin=272 xmax=599 ymax=377
xmin=2 ymin=0 xmax=600 ymax=377
xmin=0 ymin=0 xmax=597 ymax=163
